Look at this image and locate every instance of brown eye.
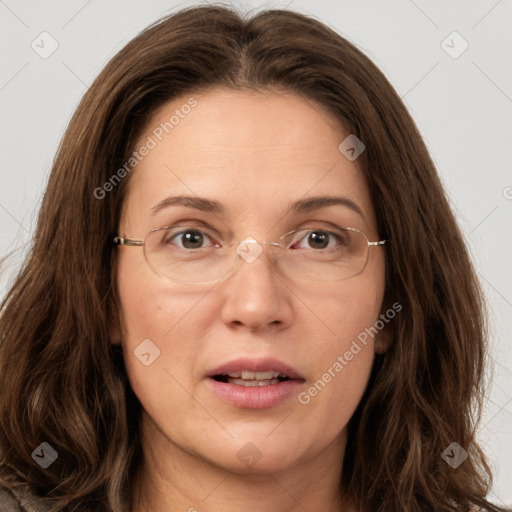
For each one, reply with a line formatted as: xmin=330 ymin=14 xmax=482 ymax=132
xmin=293 ymin=230 xmax=344 ymax=250
xmin=166 ymin=229 xmax=213 ymax=250
xmin=307 ymin=231 xmax=330 ymax=249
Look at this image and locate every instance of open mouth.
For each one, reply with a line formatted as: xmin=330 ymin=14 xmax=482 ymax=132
xmin=207 ymin=360 xmax=304 ymax=408
xmin=212 ymin=370 xmax=291 ymax=387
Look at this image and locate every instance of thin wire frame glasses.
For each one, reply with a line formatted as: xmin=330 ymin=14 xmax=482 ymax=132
xmin=113 ymin=225 xmax=387 ymax=285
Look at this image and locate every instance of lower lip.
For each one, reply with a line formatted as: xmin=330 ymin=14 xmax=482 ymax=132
xmin=207 ymin=378 xmax=304 ymax=409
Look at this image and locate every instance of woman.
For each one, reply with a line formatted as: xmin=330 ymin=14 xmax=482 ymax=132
xmin=0 ymin=5 xmax=508 ymax=512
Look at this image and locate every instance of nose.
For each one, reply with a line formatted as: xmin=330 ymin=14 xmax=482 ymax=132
xmin=219 ymin=240 xmax=294 ymax=332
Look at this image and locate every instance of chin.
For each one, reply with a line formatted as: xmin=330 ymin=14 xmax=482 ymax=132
xmin=198 ymin=437 xmax=310 ymax=475
xmin=221 ymin=453 xmax=302 ymax=476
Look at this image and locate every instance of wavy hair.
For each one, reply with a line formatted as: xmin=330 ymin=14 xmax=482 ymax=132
xmin=0 ymin=4 xmax=508 ymax=511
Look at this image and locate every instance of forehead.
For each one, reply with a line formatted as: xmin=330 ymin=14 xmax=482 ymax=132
xmin=121 ymin=87 xmax=376 ymax=233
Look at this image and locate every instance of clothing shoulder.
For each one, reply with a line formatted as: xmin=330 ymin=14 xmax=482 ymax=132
xmin=0 ymin=484 xmax=25 ymax=512
xmin=0 ymin=482 xmax=50 ymax=512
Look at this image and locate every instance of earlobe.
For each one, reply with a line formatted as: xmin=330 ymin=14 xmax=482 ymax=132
xmin=375 ymin=295 xmax=401 ymax=355
xmin=375 ymin=329 xmax=391 ymax=354
xmin=110 ymin=326 xmax=122 ymax=345
xmin=375 ymin=314 xmax=395 ymax=355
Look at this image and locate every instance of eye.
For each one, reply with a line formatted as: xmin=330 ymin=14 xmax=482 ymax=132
xmin=291 ymin=229 xmax=348 ymax=250
xmin=164 ymin=228 xmax=218 ymax=250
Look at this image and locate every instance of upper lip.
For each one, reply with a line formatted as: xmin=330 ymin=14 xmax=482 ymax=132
xmin=207 ymin=357 xmax=305 ymax=380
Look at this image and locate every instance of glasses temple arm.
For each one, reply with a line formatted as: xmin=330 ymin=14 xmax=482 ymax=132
xmin=113 ymin=236 xmax=144 ymax=246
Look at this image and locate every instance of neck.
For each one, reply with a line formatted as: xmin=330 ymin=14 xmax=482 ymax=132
xmin=131 ymin=413 xmax=356 ymax=512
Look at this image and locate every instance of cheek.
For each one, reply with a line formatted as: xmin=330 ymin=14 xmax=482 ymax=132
xmin=115 ymin=251 xmax=222 ymax=423
xmin=117 ymin=280 xmax=200 ymax=436
xmin=295 ymin=269 xmax=385 ymax=421
xmin=116 ymin=247 xmax=201 ymax=342
xmin=305 ymin=268 xmax=385 ymax=354
xmin=116 ymin=254 xmax=185 ymax=396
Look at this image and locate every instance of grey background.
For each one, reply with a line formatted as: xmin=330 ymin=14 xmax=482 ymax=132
xmin=1 ymin=0 xmax=511 ymax=506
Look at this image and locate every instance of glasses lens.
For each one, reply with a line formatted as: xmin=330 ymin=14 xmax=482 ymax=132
xmin=143 ymin=226 xmax=370 ymax=284
xmin=144 ymin=226 xmax=232 ymax=284
xmin=279 ymin=227 xmax=369 ymax=281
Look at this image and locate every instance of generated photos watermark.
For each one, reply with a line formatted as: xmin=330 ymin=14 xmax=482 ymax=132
xmin=441 ymin=441 xmax=468 ymax=469
xmin=93 ymin=97 xmax=197 ymax=199
xmin=298 ymin=302 xmax=402 ymax=405
xmin=31 ymin=442 xmax=58 ymax=469
xmin=338 ymin=134 xmax=365 ymax=161
xmin=134 ymin=338 xmax=161 ymax=366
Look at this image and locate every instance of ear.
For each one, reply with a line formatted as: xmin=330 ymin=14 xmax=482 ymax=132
xmin=375 ymin=300 xmax=401 ymax=354
xmin=375 ymin=328 xmax=392 ymax=354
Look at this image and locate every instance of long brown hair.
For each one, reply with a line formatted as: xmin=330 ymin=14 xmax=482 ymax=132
xmin=0 ymin=5 xmax=507 ymax=511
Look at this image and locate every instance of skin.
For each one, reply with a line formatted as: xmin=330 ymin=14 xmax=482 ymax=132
xmin=112 ymin=87 xmax=388 ymax=512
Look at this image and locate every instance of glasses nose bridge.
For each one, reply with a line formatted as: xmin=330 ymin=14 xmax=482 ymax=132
xmin=235 ymin=237 xmax=283 ymax=254
xmin=238 ymin=238 xmax=281 ymax=248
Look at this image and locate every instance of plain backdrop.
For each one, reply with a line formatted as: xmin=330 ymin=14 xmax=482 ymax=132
xmin=1 ymin=0 xmax=511 ymax=506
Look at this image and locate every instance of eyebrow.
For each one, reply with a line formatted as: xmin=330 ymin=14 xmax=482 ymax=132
xmin=150 ymin=195 xmax=224 ymax=215
xmin=150 ymin=194 xmax=365 ymax=220
xmin=289 ymin=196 xmax=365 ymax=220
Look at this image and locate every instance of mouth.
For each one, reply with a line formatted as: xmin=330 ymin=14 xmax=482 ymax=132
xmin=206 ymin=357 xmax=305 ymax=408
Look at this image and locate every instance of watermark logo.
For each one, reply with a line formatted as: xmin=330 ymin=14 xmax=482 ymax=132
xmin=31 ymin=32 xmax=59 ymax=59
xmin=31 ymin=442 xmax=58 ymax=469
xmin=441 ymin=31 xmax=469 ymax=60
xmin=236 ymin=237 xmax=264 ymax=264
xmin=134 ymin=338 xmax=161 ymax=366
xmin=237 ymin=442 xmax=263 ymax=467
xmin=441 ymin=441 xmax=468 ymax=469
xmin=338 ymin=134 xmax=365 ymax=161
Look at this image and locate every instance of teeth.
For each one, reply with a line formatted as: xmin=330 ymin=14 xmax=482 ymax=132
xmin=224 ymin=371 xmax=285 ymax=380
xmin=241 ymin=370 xmax=281 ymax=380
xmin=228 ymin=378 xmax=281 ymax=386
xmin=217 ymin=370 xmax=290 ymax=384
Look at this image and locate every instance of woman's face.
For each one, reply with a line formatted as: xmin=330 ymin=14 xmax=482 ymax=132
xmin=114 ymin=87 xmax=386 ymax=474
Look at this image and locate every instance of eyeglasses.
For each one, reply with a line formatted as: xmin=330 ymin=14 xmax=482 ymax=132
xmin=113 ymin=225 xmax=387 ymax=285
